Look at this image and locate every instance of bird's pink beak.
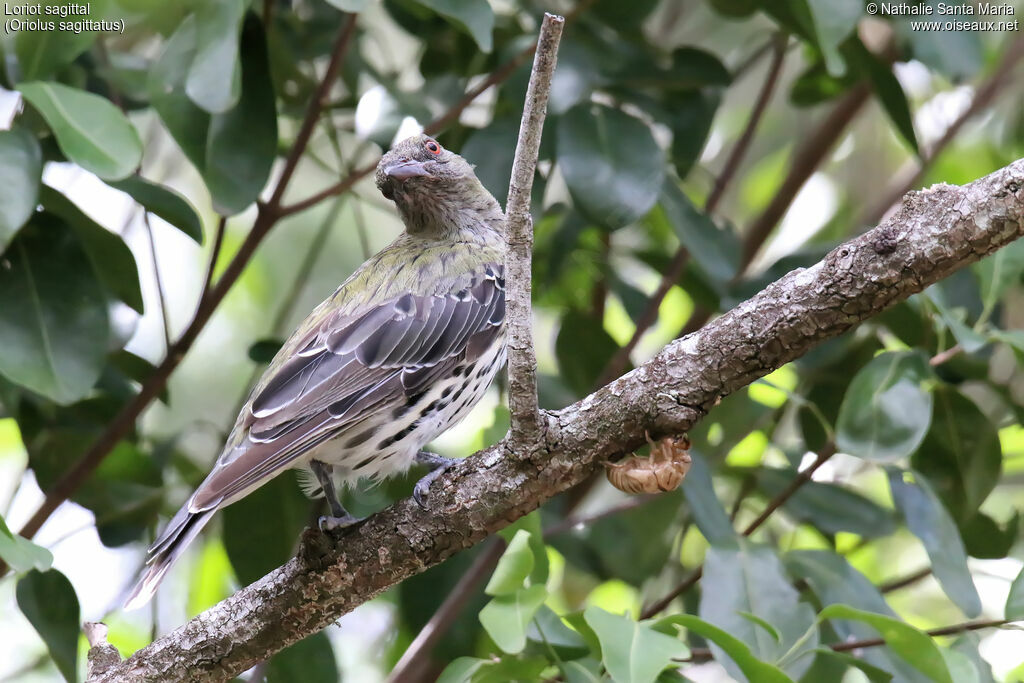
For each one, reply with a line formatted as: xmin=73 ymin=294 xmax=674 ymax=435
xmin=385 ymin=159 xmax=431 ymax=181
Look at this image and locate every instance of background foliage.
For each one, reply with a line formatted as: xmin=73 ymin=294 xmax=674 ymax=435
xmin=0 ymin=0 xmax=1023 ymax=681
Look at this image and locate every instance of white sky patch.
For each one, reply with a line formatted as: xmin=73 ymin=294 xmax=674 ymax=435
xmin=915 ymin=85 xmax=974 ymax=150
xmin=893 ymin=59 xmax=933 ymax=99
xmin=755 ymin=172 xmax=838 ymax=270
xmin=392 ymin=115 xmax=423 ymax=144
xmin=354 ymin=85 xmax=387 ymax=139
xmin=0 ymin=87 xmax=21 ymax=129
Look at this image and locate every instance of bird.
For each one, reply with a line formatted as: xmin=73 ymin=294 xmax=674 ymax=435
xmin=124 ymin=134 xmax=507 ymax=610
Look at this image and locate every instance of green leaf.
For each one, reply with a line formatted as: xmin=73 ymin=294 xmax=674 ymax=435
xmin=810 ymin=649 xmax=894 ymax=683
xmin=1006 ymin=566 xmax=1024 ymax=620
xmin=0 ymin=216 xmax=109 ymax=404
xmin=461 ymin=115 xmax=519 ymax=206
xmin=699 ymin=541 xmax=818 ymax=680
xmin=895 ymin=2 xmax=983 ymax=81
xmin=912 ymin=386 xmax=1001 ymax=524
xmin=436 ymin=657 xmax=487 ymax=683
xmin=0 ymin=513 xmax=52 ymax=573
xmin=584 ymin=606 xmax=690 ymax=683
xmin=755 ymin=467 xmax=898 ymax=538
xmin=18 ymin=81 xmax=142 ymax=180
xmin=106 ymin=175 xmax=204 ymax=243
xmin=40 ymin=185 xmax=144 ymax=313
xmin=485 ymin=529 xmax=535 ymax=596
xmin=0 ymin=126 xmax=42 ymax=251
xmin=248 ymin=338 xmax=284 ymax=364
xmin=655 ymin=614 xmax=794 ymax=683
xmin=266 ymin=631 xmax=337 ymax=683
xmin=149 ymin=14 xmax=277 ymax=215
xmin=16 ymin=569 xmax=80 ymax=683
xmin=656 ymin=179 xmax=739 ymax=283
xmin=785 ymin=550 xmax=933 ymax=683
xmin=681 ymin=452 xmax=737 ymax=546
xmin=555 ymin=310 xmax=622 ymax=396
xmin=479 ymin=584 xmax=548 ymax=654
xmin=667 ymin=89 xmax=719 ymax=179
xmin=805 ymin=0 xmax=862 ymax=75
xmin=13 ymin=0 xmax=101 ymax=81
xmin=818 ymin=604 xmax=953 ymax=683
xmin=851 ymin=43 xmax=919 ymax=154
xmin=617 ymin=48 xmax=731 ymax=89
xmin=887 ymin=468 xmax=981 ymax=617
xmin=223 ymin=471 xmax=311 ymax=585
xmin=974 ymin=238 xmax=1024 ymax=315
xmin=498 ymin=511 xmax=548 ymax=585
xmin=411 ymin=0 xmax=494 ymax=52
xmin=548 ymin=39 xmax=608 ymax=115
xmin=527 ymin=605 xmax=591 ymax=660
xmin=836 ymin=351 xmax=933 ymax=462
xmin=557 ymin=103 xmax=665 ymax=230
xmin=923 ymin=288 xmax=987 ymax=353
xmin=560 ymin=658 xmax=604 ymax=683
xmin=959 ymin=511 xmax=1018 ymax=560
xmin=187 ymin=0 xmax=246 ymax=113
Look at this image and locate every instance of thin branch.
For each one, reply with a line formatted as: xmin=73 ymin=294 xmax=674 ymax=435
xmin=278 ymin=0 xmax=596 ymax=220
xmin=641 ymin=442 xmax=838 ymax=618
xmin=87 ymin=158 xmax=1024 ymax=681
xmin=505 ymin=13 xmax=564 ymax=445
xmin=596 ymin=35 xmax=788 ymax=386
xmin=388 ymin=493 xmax=657 ymax=678
xmin=679 ymin=83 xmax=871 ymax=337
xmin=142 ymin=213 xmax=173 ymax=352
xmin=201 ymin=216 xmax=227 ymax=300
xmin=739 ymin=83 xmax=870 ymax=270
xmin=879 ymin=566 xmax=932 ymax=594
xmin=857 ymin=33 xmax=1024 ymax=230
xmin=385 ymin=540 xmax=505 ymax=682
xmin=929 ymin=343 xmax=962 ymax=366
xmin=830 ymin=619 xmax=1010 ymax=653
xmin=685 ymin=618 xmax=1011 ymax=661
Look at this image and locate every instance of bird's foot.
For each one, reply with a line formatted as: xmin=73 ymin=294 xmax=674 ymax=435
xmin=318 ymin=513 xmax=364 ymax=533
xmin=413 ymin=451 xmax=460 ymax=509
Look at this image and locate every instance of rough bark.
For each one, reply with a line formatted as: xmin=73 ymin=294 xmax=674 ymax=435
xmin=505 ymin=13 xmax=563 ymax=444
xmin=89 ymin=160 xmax=1024 ymax=682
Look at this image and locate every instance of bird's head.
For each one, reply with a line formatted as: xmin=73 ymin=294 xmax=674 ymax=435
xmin=376 ymin=135 xmax=503 ymax=238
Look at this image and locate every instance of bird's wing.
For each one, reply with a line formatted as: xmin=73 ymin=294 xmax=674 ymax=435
xmin=188 ymin=263 xmax=505 ymax=511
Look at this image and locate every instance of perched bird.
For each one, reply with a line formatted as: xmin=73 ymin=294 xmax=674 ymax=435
xmin=125 ymin=135 xmax=507 ymax=609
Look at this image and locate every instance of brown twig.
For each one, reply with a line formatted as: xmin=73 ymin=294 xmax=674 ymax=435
xmin=929 ymin=343 xmax=962 ymax=367
xmin=684 ymin=618 xmax=1011 ymax=662
xmin=678 ymin=84 xmax=872 ymax=338
xmin=142 ymin=212 xmax=173 ymax=352
xmin=505 ymin=13 xmax=563 ymax=445
xmin=595 ymin=35 xmax=788 ymax=386
xmin=879 ymin=566 xmax=932 ymax=594
xmin=385 ymin=540 xmax=506 ymax=682
xmin=640 ymin=442 xmax=838 ymax=618
xmin=857 ymin=33 xmax=1024 ymax=230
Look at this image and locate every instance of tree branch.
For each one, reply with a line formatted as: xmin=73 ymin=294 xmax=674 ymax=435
xmin=89 ymin=159 xmax=1024 ymax=682
xmin=505 ymin=13 xmax=563 ymax=444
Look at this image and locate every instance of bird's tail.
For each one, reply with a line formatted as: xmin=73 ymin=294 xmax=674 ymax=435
xmin=123 ymin=504 xmax=215 ymax=611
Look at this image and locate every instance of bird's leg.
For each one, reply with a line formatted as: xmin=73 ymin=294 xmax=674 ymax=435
xmin=310 ymin=459 xmax=363 ymax=532
xmin=412 ymin=450 xmax=460 ymax=509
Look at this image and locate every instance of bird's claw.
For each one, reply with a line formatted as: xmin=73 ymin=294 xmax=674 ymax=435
xmin=318 ymin=514 xmax=364 ymax=533
xmin=412 ymin=459 xmax=455 ymax=510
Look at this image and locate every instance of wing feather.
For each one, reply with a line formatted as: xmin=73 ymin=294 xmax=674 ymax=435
xmin=190 ymin=263 xmax=505 ymax=510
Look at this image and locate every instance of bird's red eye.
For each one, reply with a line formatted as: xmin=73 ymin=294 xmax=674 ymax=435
xmin=425 ymin=140 xmax=442 ymax=155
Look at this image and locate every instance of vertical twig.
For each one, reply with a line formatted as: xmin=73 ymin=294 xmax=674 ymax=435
xmin=504 ymin=13 xmax=564 ymax=445
xmin=142 ymin=213 xmax=173 ymax=353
